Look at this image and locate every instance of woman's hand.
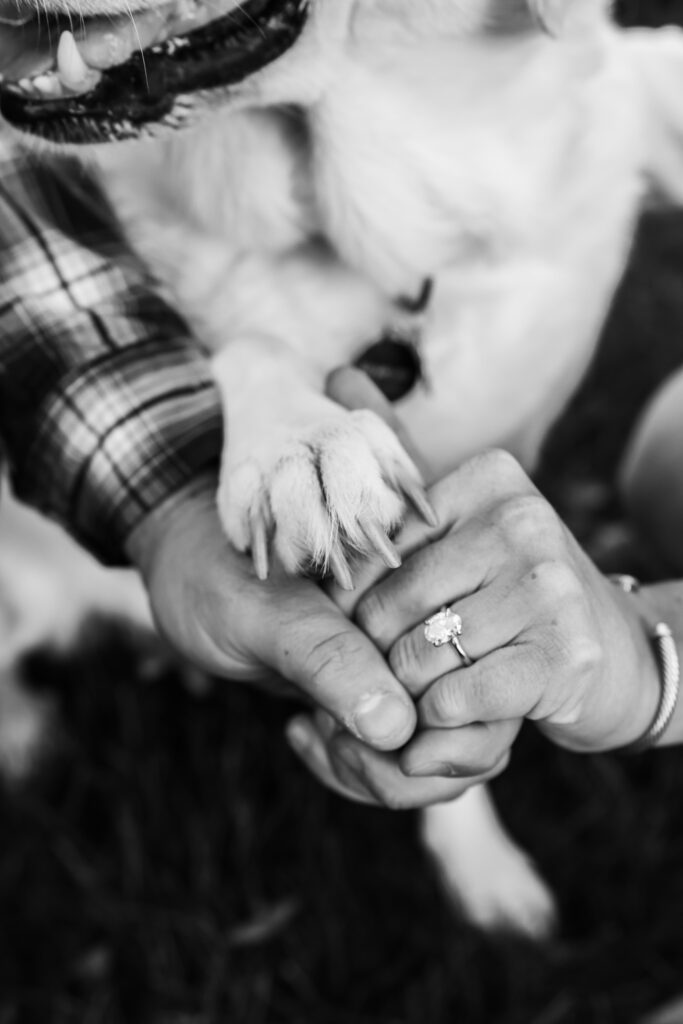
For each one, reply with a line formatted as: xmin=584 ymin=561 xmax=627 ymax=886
xmin=350 ymin=447 xmax=662 ymax=763
xmin=288 ymin=368 xmax=665 ymax=803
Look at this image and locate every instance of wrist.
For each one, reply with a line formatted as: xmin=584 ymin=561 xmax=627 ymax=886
xmin=600 ymin=581 xmax=679 ymax=752
xmin=608 ymin=587 xmax=661 ymax=749
xmin=124 ymin=471 xmax=218 ymax=580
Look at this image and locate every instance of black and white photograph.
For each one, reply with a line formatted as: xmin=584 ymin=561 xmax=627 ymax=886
xmin=2 ymin=0 xmax=683 ymax=1020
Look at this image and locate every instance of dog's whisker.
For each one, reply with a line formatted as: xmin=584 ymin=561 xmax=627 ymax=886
xmin=124 ymin=2 xmax=149 ymax=90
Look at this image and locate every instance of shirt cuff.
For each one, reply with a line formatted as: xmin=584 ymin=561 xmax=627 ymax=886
xmin=8 ymin=338 xmax=223 ymax=565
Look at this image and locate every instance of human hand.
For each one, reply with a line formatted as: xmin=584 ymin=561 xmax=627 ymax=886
xmin=288 ymin=368 xmax=664 ymax=806
xmin=284 ymin=369 xmax=521 ymax=806
xmin=125 ymin=473 xmax=417 ymax=752
xmin=127 ymin=467 xmax=507 ymax=807
xmin=344 ymin=446 xmax=662 ymax=760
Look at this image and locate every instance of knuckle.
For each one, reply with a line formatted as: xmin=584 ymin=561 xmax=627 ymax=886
xmin=474 ymin=753 xmax=503 ymax=777
xmin=355 ymin=590 xmax=392 ymax=647
xmin=470 ymin=447 xmax=524 ymax=484
xmin=376 ymin=787 xmax=411 ymax=811
xmin=360 ymin=770 xmax=409 ymax=810
xmin=566 ymin=632 xmax=603 ymax=680
xmin=468 ymin=672 xmax=501 ymax=718
xmin=389 ymin=634 xmax=421 ymax=687
xmin=494 ymin=493 xmax=556 ymax=549
xmin=425 ymin=678 xmax=462 ymax=726
xmin=486 ymin=752 xmax=511 ymax=779
xmin=526 ymin=559 xmax=582 ymax=607
xmin=296 ymin=625 xmax=356 ymax=685
xmin=453 ymin=753 xmax=499 ymax=778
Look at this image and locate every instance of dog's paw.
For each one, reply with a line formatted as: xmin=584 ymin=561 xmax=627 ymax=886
xmin=435 ymin=837 xmax=557 ymax=939
xmin=421 ymin=791 xmax=557 ymax=940
xmin=218 ymin=409 xmax=434 ymax=585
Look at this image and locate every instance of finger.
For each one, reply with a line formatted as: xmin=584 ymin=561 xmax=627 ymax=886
xmin=249 ymin=584 xmax=417 ymax=750
xmin=400 ymin=720 xmax=521 ymax=778
xmin=325 ymin=366 xmax=432 ymax=480
xmin=331 ymin=470 xmax=525 ymax=632
xmin=355 ymin=483 xmax=561 ymax=654
xmin=354 ymin=516 xmax=498 ymax=654
xmin=419 ymin=645 xmax=545 ymax=729
xmin=286 ymin=716 xmax=379 ymax=805
xmin=389 ymin=582 xmax=532 ymax=696
xmin=398 ymin=449 xmax=539 ymax=560
xmin=327 ymin=731 xmax=509 ymax=810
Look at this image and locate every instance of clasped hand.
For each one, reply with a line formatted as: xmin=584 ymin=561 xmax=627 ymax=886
xmin=128 ymin=370 xmax=660 ymax=810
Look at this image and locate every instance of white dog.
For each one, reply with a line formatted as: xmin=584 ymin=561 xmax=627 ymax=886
xmin=1 ymin=0 xmax=683 ymax=935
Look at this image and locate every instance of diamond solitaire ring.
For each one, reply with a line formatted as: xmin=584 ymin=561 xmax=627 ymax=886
xmin=424 ymin=606 xmax=473 ymax=666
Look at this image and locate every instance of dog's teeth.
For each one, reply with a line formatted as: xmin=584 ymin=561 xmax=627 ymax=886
xmin=32 ymin=73 xmax=62 ymax=99
xmin=57 ymin=30 xmax=100 ymax=92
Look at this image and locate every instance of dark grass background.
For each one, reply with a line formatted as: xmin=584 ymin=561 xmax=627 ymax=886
xmin=4 ymin=4 xmax=683 ymax=1022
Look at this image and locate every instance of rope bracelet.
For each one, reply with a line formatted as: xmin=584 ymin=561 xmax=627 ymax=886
xmin=610 ymin=575 xmax=681 ymax=754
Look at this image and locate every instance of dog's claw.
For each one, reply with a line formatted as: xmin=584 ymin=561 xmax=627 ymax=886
xmin=329 ymin=548 xmax=355 ymax=591
xmin=402 ymin=478 xmax=439 ymax=528
xmin=250 ymin=510 xmax=270 ymax=581
xmin=361 ymin=521 xmax=402 ymax=570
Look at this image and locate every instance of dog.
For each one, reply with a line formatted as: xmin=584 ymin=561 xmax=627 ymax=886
xmin=1 ymin=0 xmax=683 ymax=936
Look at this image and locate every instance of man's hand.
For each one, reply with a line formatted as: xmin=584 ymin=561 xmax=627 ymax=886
xmin=125 ymin=473 xmax=416 ymax=752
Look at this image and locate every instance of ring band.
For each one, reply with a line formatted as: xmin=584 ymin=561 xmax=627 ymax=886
xmin=424 ymin=606 xmax=474 ymax=667
xmin=449 ymin=632 xmax=473 ymax=667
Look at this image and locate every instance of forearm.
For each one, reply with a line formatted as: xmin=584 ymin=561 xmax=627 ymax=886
xmin=0 ymin=143 xmax=223 ymax=563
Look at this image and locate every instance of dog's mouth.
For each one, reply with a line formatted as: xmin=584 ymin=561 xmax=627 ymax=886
xmin=0 ymin=0 xmax=309 ymax=143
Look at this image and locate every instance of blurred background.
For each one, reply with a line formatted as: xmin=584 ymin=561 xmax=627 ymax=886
xmin=3 ymin=3 xmax=683 ymax=1023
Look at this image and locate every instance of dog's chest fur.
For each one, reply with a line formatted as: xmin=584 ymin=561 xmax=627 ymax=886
xmin=102 ymin=20 xmax=647 ymax=476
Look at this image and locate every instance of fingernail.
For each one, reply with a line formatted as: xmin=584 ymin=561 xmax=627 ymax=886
xmin=286 ymin=719 xmax=312 ymax=753
xmin=406 ymin=761 xmax=460 ymax=779
xmin=352 ymin=693 xmax=414 ymax=747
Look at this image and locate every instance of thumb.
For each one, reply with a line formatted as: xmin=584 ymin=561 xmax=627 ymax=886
xmin=246 ymin=582 xmax=418 ymax=751
xmin=325 ymin=366 xmax=434 ymax=483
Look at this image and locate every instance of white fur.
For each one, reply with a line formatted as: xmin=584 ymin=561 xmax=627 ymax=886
xmin=421 ymin=786 xmax=556 ymax=935
xmin=5 ymin=0 xmax=683 ymax=935
xmin=98 ymin=1 xmax=677 ymax=570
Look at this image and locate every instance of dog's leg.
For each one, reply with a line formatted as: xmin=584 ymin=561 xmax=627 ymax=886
xmin=421 ymin=786 xmax=556 ymax=938
xmin=212 ymin=335 xmax=425 ymax=581
xmin=624 ymin=27 xmax=683 ymax=208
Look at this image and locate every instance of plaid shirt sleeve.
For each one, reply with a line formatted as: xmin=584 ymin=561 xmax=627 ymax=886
xmin=0 ymin=138 xmax=223 ymax=565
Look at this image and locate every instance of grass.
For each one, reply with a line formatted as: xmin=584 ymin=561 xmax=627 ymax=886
xmin=3 ymin=6 xmax=683 ymax=1023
